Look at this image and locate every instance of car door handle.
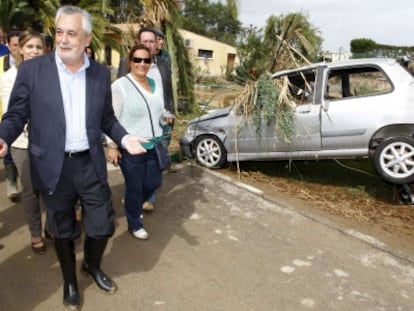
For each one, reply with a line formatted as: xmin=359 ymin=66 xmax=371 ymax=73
xmin=296 ymin=108 xmax=312 ymax=114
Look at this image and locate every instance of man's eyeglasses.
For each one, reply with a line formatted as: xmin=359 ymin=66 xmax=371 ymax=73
xmin=131 ymin=57 xmax=152 ymax=64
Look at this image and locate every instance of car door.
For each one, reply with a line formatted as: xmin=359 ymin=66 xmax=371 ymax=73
xmin=321 ymin=65 xmax=394 ymax=151
xmin=227 ymin=69 xmax=322 ymax=158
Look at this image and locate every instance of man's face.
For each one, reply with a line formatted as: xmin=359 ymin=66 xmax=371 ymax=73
xmin=156 ymin=36 xmax=164 ymax=51
xmin=55 ymin=13 xmax=92 ymax=67
xmin=139 ymin=31 xmax=157 ymax=56
xmin=8 ymin=36 xmax=19 ymax=53
xmin=0 ymin=29 xmax=4 ymax=44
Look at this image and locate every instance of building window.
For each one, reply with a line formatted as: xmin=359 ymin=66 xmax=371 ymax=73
xmin=198 ymin=49 xmax=213 ymax=59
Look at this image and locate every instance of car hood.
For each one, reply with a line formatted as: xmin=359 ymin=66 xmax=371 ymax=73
xmin=189 ymin=107 xmax=231 ymax=124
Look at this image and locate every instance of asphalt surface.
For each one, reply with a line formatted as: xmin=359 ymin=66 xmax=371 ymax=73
xmin=1 ymin=163 xmax=414 ymax=311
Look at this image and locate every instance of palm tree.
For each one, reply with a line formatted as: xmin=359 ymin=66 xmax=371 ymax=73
xmin=30 ymin=0 xmax=60 ymax=33
xmin=75 ymin=0 xmax=123 ymax=57
xmin=264 ymin=12 xmax=323 ymax=72
xmin=0 ymin=0 xmax=33 ymax=31
xmin=140 ymin=0 xmax=197 ymax=114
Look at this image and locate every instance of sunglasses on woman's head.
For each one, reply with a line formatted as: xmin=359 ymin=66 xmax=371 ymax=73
xmin=131 ymin=57 xmax=151 ymax=64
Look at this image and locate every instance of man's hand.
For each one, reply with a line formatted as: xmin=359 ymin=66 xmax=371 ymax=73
xmin=106 ymin=148 xmax=122 ymax=166
xmin=123 ymin=136 xmax=148 ymax=155
xmin=0 ymin=139 xmax=8 ymax=158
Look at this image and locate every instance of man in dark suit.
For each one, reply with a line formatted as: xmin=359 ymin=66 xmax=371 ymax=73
xmin=0 ymin=6 xmax=147 ymax=310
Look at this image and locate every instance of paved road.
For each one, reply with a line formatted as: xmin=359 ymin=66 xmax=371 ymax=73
xmin=1 ymin=164 xmax=414 ymax=310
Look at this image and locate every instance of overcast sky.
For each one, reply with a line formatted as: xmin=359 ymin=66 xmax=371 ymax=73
xmin=238 ymin=0 xmax=414 ymax=52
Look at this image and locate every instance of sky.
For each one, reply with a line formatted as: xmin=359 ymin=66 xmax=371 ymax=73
xmin=237 ymin=0 xmax=414 ymax=52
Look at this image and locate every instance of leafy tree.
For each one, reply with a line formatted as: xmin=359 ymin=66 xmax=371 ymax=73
xmin=75 ymin=0 xmax=123 ymax=58
xmin=181 ymin=0 xmax=241 ymax=46
xmin=264 ymin=12 xmax=322 ymax=73
xmin=234 ymin=12 xmax=322 ymax=82
xmin=350 ymin=38 xmax=414 ymax=58
xmin=109 ymin=0 xmax=143 ymax=23
xmin=0 ymin=0 xmax=33 ymax=31
xmin=350 ymin=38 xmax=377 ymax=54
xmin=28 ymin=0 xmax=60 ymax=33
xmin=233 ymin=25 xmax=267 ymax=82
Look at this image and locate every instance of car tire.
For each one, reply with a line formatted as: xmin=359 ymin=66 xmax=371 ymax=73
xmin=194 ymin=136 xmax=227 ymax=168
xmin=374 ymin=137 xmax=414 ymax=184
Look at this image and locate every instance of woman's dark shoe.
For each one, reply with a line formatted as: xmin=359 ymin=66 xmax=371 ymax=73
xmin=31 ymin=238 xmax=46 ymax=255
xmin=81 ymin=261 xmax=117 ymax=294
xmin=63 ymin=282 xmax=80 ymax=310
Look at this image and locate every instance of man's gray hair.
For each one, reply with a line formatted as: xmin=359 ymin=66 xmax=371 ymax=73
xmin=55 ymin=6 xmax=93 ymax=35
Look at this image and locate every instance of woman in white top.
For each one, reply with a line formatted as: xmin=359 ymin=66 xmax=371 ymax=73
xmin=0 ymin=31 xmax=47 ymax=254
xmin=107 ymin=45 xmax=165 ymax=240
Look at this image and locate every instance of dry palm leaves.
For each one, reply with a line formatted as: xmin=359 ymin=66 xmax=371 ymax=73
xmin=232 ymin=73 xmax=296 ymax=142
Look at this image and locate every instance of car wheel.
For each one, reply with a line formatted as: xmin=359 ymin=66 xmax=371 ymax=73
xmin=194 ymin=136 xmax=227 ymax=168
xmin=374 ymin=137 xmax=414 ymax=184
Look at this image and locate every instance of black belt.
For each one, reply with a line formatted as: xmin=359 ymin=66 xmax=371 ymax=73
xmin=65 ymin=150 xmax=89 ymax=158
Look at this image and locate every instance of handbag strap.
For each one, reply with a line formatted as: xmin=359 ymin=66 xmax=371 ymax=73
xmin=125 ymin=75 xmax=156 ymax=138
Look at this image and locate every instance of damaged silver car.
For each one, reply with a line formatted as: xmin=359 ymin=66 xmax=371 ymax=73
xmin=180 ymin=58 xmax=414 ymax=184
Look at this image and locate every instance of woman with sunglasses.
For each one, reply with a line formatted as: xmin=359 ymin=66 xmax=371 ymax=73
xmin=107 ymin=44 xmax=165 ymax=240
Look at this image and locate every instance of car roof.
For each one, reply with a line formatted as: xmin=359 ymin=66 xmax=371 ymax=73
xmin=271 ymin=58 xmax=398 ymax=78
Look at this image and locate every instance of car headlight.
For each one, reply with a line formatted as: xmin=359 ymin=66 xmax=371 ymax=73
xmin=186 ymin=123 xmax=196 ymax=135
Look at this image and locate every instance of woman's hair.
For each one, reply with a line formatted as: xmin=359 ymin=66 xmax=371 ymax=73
xmin=13 ymin=30 xmax=44 ymax=68
xmin=128 ymin=44 xmax=151 ymax=61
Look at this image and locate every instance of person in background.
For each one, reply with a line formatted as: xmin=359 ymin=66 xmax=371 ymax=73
xmin=0 ymin=31 xmax=20 ymax=200
xmin=85 ymin=45 xmax=95 ymax=60
xmin=0 ymin=6 xmax=147 ymax=310
xmin=43 ymin=34 xmax=54 ymax=53
xmin=0 ymin=30 xmax=47 ymax=254
xmin=0 ymin=27 xmax=5 ymax=117
xmin=153 ymin=28 xmax=171 ymax=66
xmin=0 ymin=27 xmax=8 ymax=56
xmin=108 ymin=44 xmax=166 ymax=240
xmin=138 ymin=27 xmax=175 ymax=212
xmin=1 ymin=31 xmax=20 ymax=71
xmin=0 ymin=30 xmax=21 ymax=200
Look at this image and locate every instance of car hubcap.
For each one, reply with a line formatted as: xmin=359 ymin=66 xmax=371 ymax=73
xmin=196 ymin=138 xmax=221 ymax=167
xmin=380 ymin=141 xmax=414 ymax=179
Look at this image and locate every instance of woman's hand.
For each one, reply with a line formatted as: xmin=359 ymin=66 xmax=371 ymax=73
xmin=123 ymin=135 xmax=148 ymax=155
xmin=0 ymin=138 xmax=8 ymax=158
